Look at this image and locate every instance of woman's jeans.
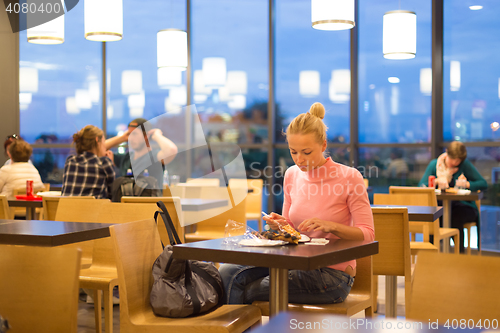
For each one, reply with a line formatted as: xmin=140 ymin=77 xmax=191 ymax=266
xmin=219 ymin=264 xmax=354 ymax=304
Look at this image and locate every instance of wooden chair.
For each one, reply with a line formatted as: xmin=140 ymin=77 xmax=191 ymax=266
xmin=120 ymin=196 xmax=185 ymax=243
xmin=373 ymin=193 xmax=439 ymax=255
xmin=371 ymin=207 xmax=412 ymax=318
xmin=407 ymin=252 xmax=500 ymax=321
xmin=80 ymin=202 xmax=160 ymax=333
xmin=229 ymin=178 xmax=264 ymax=231
xmin=0 ymin=245 xmax=81 ymax=333
xmin=0 ymin=195 xmax=13 ymax=219
xmin=42 ymin=195 xmax=95 ymax=221
xmin=186 ymin=177 xmax=220 ymax=186
xmin=253 ymin=255 xmax=374 ymax=317
xmin=184 ymin=188 xmax=247 ymax=243
xmin=464 ymin=196 xmax=482 ymax=255
xmin=388 ymin=186 xmax=460 ymax=254
xmin=109 ymin=218 xmax=262 ymax=333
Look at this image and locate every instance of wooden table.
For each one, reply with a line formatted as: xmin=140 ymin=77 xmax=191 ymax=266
xmin=180 ymin=198 xmax=228 ymax=211
xmin=436 ymin=191 xmax=483 ymax=252
xmin=371 ymin=205 xmax=443 ymax=222
xmin=8 ymin=199 xmax=43 ymax=220
xmin=251 ymin=312 xmax=482 ymax=333
xmin=0 ymin=220 xmax=113 ymax=247
xmin=173 ymin=237 xmax=378 ymax=316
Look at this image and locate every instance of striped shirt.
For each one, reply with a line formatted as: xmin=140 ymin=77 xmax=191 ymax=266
xmin=61 ymin=151 xmax=115 ymax=199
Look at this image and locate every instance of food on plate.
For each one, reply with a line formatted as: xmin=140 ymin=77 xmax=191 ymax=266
xmin=445 ymin=188 xmax=459 ymax=194
xmin=252 ymin=226 xmax=301 ymax=245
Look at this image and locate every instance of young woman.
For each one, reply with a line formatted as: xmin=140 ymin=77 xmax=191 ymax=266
xmin=61 ymin=125 xmax=115 ymax=199
xmin=219 ymin=102 xmax=374 ymax=304
xmin=418 ymin=141 xmax=487 ymax=253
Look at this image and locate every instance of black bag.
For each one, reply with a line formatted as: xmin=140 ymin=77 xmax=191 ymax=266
xmin=150 ymin=201 xmax=224 ymax=318
xmin=111 ymin=175 xmax=161 ymax=202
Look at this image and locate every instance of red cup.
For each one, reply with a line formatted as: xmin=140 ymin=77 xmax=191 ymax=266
xmin=26 ymin=179 xmax=34 ymax=197
xmin=428 ymin=175 xmax=436 ymax=188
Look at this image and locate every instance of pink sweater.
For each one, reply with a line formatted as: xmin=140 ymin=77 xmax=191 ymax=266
xmin=283 ymin=157 xmax=375 ymax=271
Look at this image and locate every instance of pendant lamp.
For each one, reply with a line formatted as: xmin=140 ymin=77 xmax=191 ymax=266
xmin=299 ymin=71 xmax=320 ymax=97
xmin=311 ymin=0 xmax=355 ymax=31
xmin=85 ymin=0 xmax=123 ymax=41
xmin=383 ymin=10 xmax=416 ymax=59
xmin=203 ymin=57 xmax=227 ymax=88
xmin=27 ymin=14 xmax=64 ymax=44
xmin=157 ymin=29 xmax=188 ymax=69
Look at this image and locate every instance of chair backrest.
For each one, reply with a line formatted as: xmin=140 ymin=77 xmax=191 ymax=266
xmin=0 ymin=195 xmax=12 ymax=219
xmin=195 ymin=195 xmax=247 ymax=234
xmin=349 ymin=255 xmax=372 ymax=295
xmin=120 ymin=196 xmax=185 ymax=244
xmin=0 ymin=245 xmax=81 ymax=333
xmin=186 ymin=178 xmax=220 ymax=186
xmin=43 ymin=196 xmax=95 ymax=221
xmin=229 ymin=178 xmax=263 ymax=216
xmin=388 ymin=186 xmax=437 ymax=206
xmin=109 ymin=219 xmax=163 ymax=331
xmin=374 ymin=193 xmax=431 ymax=207
xmin=408 ymin=252 xmax=500 ymax=321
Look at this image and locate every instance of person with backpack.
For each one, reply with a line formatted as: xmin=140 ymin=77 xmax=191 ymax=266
xmin=61 ymin=125 xmax=115 ymax=199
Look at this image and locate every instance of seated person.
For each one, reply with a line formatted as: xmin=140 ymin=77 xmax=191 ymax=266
xmin=114 ymin=118 xmax=178 ymax=189
xmin=0 ymin=139 xmax=44 ymax=198
xmin=61 ymin=125 xmax=115 ymax=199
xmin=219 ymin=102 xmax=374 ymax=305
xmin=3 ymin=134 xmax=32 ymax=166
xmin=418 ymin=141 xmax=487 ymax=253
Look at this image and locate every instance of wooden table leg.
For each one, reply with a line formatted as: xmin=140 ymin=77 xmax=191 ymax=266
xmin=269 ymin=267 xmax=289 ymax=317
xmin=26 ymin=207 xmax=35 ymax=220
xmin=442 ymin=200 xmax=451 ymax=253
xmin=385 ymin=275 xmax=397 ymax=318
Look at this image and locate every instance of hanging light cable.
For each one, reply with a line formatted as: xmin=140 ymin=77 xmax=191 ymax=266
xmin=85 ymin=0 xmax=123 ymax=41
xmin=311 ymin=0 xmax=355 ymax=31
xmin=383 ymin=10 xmax=417 ymax=59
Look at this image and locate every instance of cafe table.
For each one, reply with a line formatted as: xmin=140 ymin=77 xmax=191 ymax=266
xmin=436 ymin=191 xmax=483 ymax=253
xmin=371 ymin=205 xmax=443 ymax=222
xmin=251 ymin=312 xmax=482 ymax=333
xmin=180 ymin=198 xmax=228 ymax=212
xmin=0 ymin=219 xmax=113 ymax=247
xmin=173 ymin=236 xmax=378 ymax=317
xmin=8 ymin=198 xmax=43 ymax=220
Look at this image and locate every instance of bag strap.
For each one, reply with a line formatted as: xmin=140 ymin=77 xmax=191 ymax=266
xmin=184 ymin=261 xmax=201 ymax=315
xmin=190 ymin=262 xmax=224 ymax=306
xmin=154 ymin=201 xmax=182 ymax=246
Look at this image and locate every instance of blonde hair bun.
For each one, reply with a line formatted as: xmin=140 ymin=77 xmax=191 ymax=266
xmin=308 ymin=102 xmax=325 ymax=120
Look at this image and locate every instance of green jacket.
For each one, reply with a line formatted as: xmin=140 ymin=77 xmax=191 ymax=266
xmin=418 ymin=158 xmax=487 ymax=217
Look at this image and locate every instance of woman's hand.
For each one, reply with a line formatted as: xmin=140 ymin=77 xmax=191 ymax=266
xmin=298 ymin=218 xmax=337 ymax=233
xmin=436 ymin=177 xmax=449 ymax=190
xmin=262 ymin=212 xmax=287 ymax=230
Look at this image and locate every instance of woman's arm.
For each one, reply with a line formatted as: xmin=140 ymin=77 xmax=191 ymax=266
xmin=297 ymin=218 xmax=365 ymax=240
xmin=150 ymin=129 xmax=178 ymax=165
xmin=462 ymin=160 xmax=487 ymax=191
xmin=105 ymin=128 xmax=132 ymax=150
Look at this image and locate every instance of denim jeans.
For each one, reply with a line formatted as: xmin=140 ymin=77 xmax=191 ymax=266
xmin=219 ymin=264 xmax=354 ymax=305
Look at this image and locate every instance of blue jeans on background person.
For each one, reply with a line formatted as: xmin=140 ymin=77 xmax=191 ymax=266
xmin=219 ymin=264 xmax=354 ymax=305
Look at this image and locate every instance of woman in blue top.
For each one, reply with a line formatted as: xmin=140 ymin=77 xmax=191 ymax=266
xmin=418 ymin=141 xmax=487 ymax=253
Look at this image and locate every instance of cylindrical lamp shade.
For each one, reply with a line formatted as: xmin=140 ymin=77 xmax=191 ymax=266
xmin=121 ymin=70 xmax=143 ymax=95
xmin=158 ymin=67 xmax=183 ymax=89
xmin=88 ymin=80 xmax=100 ymax=103
xmin=383 ymin=10 xmax=417 ymax=60
xmin=19 ymin=68 xmax=38 ymax=93
xmin=420 ymin=68 xmax=432 ymax=95
xmin=157 ymin=29 xmax=187 ymax=69
xmin=75 ymin=89 xmax=92 ymax=110
xmin=169 ymin=86 xmax=187 ymax=105
xmin=227 ymin=71 xmax=247 ymax=95
xmin=331 ymin=69 xmax=350 ymax=94
xmin=66 ymin=97 xmax=80 ymax=115
xmin=299 ymin=71 xmax=320 ymax=97
xmin=312 ymin=0 xmax=355 ymax=31
xmin=194 ymin=70 xmax=212 ymax=95
xmin=228 ymin=95 xmax=246 ymax=110
xmin=27 ymin=15 xmax=64 ymax=44
xmin=202 ymin=57 xmax=227 ymax=88
xmin=85 ymin=0 xmax=123 ymax=41
xmin=450 ymin=61 xmax=461 ymax=91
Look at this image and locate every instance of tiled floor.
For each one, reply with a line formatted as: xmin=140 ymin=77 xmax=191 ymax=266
xmin=77 ymin=275 xmax=405 ymax=332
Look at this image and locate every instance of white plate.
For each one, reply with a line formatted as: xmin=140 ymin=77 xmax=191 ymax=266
xmin=36 ymin=191 xmax=62 ymax=196
xmin=298 ymin=234 xmax=310 ymax=243
xmin=238 ymin=239 xmax=287 ymax=247
xmin=457 ymin=189 xmax=471 ymax=195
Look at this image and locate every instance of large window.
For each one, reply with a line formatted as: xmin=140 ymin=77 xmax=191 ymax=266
xmin=443 ymin=0 xmax=500 ymax=142
xmin=19 ymin=3 xmax=102 ymax=144
xmin=275 ymin=0 xmax=350 ymax=144
xmin=358 ymin=0 xmax=432 ymax=143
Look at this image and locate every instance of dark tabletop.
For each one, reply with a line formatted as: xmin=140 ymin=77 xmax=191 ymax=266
xmin=8 ymin=199 xmax=43 ymax=208
xmin=0 ymin=220 xmax=113 ymax=247
xmin=371 ymin=205 xmax=443 ymax=222
xmin=173 ymin=237 xmax=378 ymax=270
xmin=251 ymin=312 xmax=482 ymax=333
xmin=436 ymin=191 xmax=483 ymax=201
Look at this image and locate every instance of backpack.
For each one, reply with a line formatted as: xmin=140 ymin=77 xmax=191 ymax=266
xmin=150 ymin=201 xmax=224 ymax=318
xmin=111 ymin=175 xmax=161 ymax=202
